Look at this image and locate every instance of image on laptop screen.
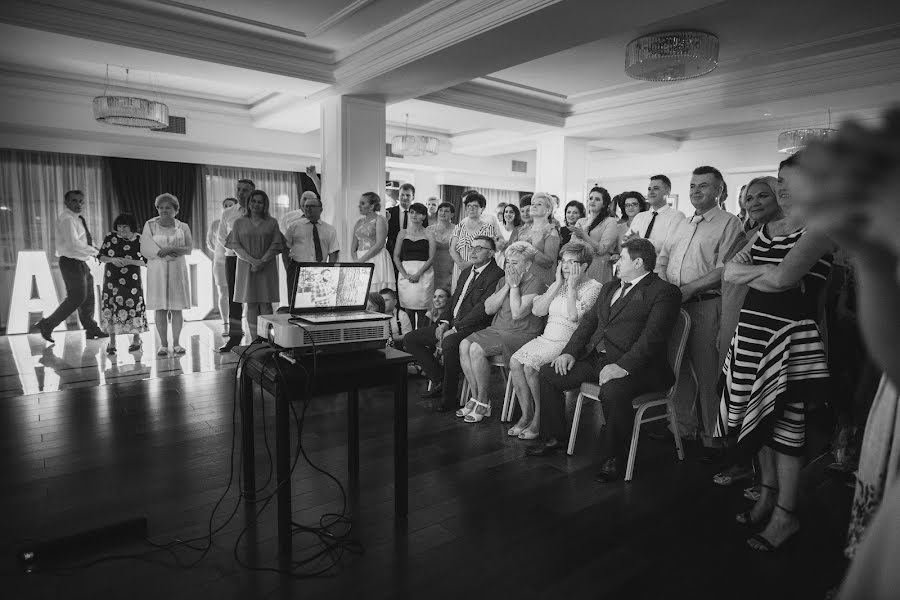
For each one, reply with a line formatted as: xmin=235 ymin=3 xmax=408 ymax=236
xmin=292 ymin=264 xmax=371 ymax=312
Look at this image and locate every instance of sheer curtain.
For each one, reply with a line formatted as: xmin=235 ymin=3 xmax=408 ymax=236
xmin=0 ymin=149 xmax=110 ymax=329
xmin=203 ymin=165 xmax=301 ymax=233
xmin=471 ymin=187 xmax=526 ymax=218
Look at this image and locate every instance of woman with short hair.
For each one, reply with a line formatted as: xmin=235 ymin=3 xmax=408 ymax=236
xmin=99 ymin=212 xmax=148 ymax=355
xmin=449 ymin=192 xmax=496 ymax=293
xmin=427 ymin=202 xmax=456 ymax=291
xmin=394 ymin=202 xmax=436 ymax=329
xmin=141 ymin=193 xmax=193 ymax=357
xmin=512 ymin=192 xmax=560 ymax=286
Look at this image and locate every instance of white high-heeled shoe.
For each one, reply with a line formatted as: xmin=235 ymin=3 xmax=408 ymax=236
xmin=456 ymin=398 xmax=477 ymax=418
xmin=507 ymin=425 xmax=525 ymax=437
xmin=464 ymin=400 xmax=491 ymax=423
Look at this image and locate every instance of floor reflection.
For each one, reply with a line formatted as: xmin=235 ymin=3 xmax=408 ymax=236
xmin=0 ymin=321 xmax=239 ymax=397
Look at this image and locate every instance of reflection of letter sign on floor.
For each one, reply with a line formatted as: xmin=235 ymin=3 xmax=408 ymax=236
xmin=7 ymin=251 xmax=65 ymax=334
xmin=7 ymin=250 xmax=218 ymax=335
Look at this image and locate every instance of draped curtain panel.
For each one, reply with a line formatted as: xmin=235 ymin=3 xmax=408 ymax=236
xmin=107 ymin=158 xmax=198 ymax=238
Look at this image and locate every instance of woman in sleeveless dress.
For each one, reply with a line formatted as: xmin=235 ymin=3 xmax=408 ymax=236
xmin=716 ymin=158 xmax=835 ymax=552
xmin=393 ymin=202 xmax=436 ymax=329
xmin=496 ymin=203 xmax=522 ymax=268
xmin=352 ymin=191 xmax=395 ymax=292
xmin=426 ymin=202 xmax=455 ymax=291
xmin=449 ymin=192 xmax=495 ymax=293
xmin=572 ymin=186 xmax=619 ymax=284
xmin=507 ymin=241 xmax=603 ymax=440
xmin=512 ymin=192 xmax=560 ymax=286
xmin=141 ymin=193 xmax=193 ymax=357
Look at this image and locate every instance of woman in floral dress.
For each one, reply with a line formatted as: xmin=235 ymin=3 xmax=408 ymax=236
xmin=99 ymin=213 xmax=148 ymax=354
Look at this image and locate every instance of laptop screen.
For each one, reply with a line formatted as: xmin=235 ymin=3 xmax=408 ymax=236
xmin=290 ymin=263 xmax=373 ymax=313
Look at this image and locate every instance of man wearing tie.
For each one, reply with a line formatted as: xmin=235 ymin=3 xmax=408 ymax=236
xmin=404 ymin=236 xmax=504 ymax=411
xmin=283 ymin=197 xmax=339 ymax=297
xmin=386 ymin=183 xmax=428 ymax=258
xmin=626 ymin=175 xmax=686 ymax=274
xmin=526 ymin=238 xmax=681 ymax=483
xmin=33 ymin=190 xmax=107 ymax=342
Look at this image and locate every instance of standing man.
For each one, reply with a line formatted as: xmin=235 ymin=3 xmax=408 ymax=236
xmin=658 ymin=166 xmax=745 ymax=461
xmin=217 ymin=178 xmax=255 ymax=352
xmin=386 ymin=183 xmax=428 ymax=258
xmin=627 ymin=174 xmax=687 ymax=274
xmin=283 ymin=196 xmax=340 ymax=296
xmin=32 ymin=190 xmax=107 ymax=342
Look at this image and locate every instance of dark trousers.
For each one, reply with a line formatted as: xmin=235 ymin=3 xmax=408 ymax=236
xmin=225 ymin=256 xmax=243 ymax=339
xmin=45 ymin=256 xmax=99 ymax=332
xmin=539 ymin=352 xmax=661 ymax=465
xmin=403 ymin=324 xmax=470 ymax=409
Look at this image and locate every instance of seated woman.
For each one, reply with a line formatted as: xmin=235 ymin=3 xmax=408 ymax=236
xmin=507 ymin=241 xmax=603 ymax=440
xmin=457 ymin=241 xmax=548 ymax=423
xmin=424 ymin=287 xmax=451 ymax=326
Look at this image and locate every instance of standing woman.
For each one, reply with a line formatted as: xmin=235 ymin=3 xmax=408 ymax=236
xmin=427 ymin=202 xmax=455 ymax=291
xmin=99 ymin=213 xmax=147 ymax=355
xmin=497 ymin=203 xmax=523 ymax=268
xmin=352 ymin=192 xmax=396 ymax=292
xmin=225 ymin=190 xmax=283 ymax=342
xmin=513 ymin=192 xmax=560 ymax=286
xmin=394 ymin=202 xmax=436 ymax=329
xmin=616 ymin=192 xmax=647 ymax=246
xmin=572 ymin=186 xmax=619 ymax=284
xmin=449 ymin=192 xmax=496 ymax=293
xmin=207 ymin=197 xmax=237 ymax=336
xmin=142 ymin=193 xmax=193 ymax=357
xmin=559 ymin=200 xmax=586 ymax=247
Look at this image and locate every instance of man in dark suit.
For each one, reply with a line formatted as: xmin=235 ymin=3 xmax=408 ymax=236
xmin=386 ymin=183 xmax=428 ymax=258
xmin=404 ymin=236 xmax=504 ymax=411
xmin=526 ymin=238 xmax=682 ymax=483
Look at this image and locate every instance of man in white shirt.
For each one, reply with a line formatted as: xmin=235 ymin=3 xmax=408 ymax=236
xmin=217 ymin=178 xmax=255 ymax=352
xmin=33 ymin=190 xmax=105 ymax=342
xmin=627 ymin=174 xmax=687 ymax=274
xmin=281 ymin=190 xmax=320 ymax=233
xmin=283 ymin=196 xmax=340 ymax=297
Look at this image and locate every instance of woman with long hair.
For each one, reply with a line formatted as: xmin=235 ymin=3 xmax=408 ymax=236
xmin=352 ymin=192 xmax=396 ymax=292
xmin=572 ymin=186 xmax=619 ymax=284
xmin=394 ymin=202 xmax=436 ymax=329
xmin=560 ymin=200 xmax=586 ymax=247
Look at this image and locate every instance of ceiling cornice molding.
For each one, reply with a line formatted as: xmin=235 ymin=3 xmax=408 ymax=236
xmin=421 ymin=81 xmax=568 ymax=127
xmin=334 ymin=0 xmax=563 ymax=89
xmin=0 ymin=0 xmax=336 ymax=83
xmin=306 ymin=0 xmax=378 ymax=39
xmin=145 ymin=0 xmax=308 ymax=38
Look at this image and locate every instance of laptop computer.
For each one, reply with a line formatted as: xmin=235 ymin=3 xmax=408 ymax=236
xmin=289 ymin=262 xmax=390 ymax=324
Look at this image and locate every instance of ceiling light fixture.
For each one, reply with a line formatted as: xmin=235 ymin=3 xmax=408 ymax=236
xmin=777 ymin=110 xmax=836 ymax=154
xmin=93 ymin=65 xmax=169 ymax=129
xmin=390 ymin=114 xmax=438 ymax=157
xmin=625 ymin=30 xmax=719 ymax=81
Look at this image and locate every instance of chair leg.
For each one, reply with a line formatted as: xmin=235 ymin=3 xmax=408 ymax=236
xmin=427 ymin=380 xmax=433 ymax=392
xmin=501 ymin=375 xmax=514 ymax=422
xmin=460 ymin=380 xmax=469 ymax=407
xmin=667 ymin=400 xmax=685 ymax=461
xmin=625 ymin=404 xmax=649 ymax=482
xmin=567 ymin=393 xmax=586 ymax=455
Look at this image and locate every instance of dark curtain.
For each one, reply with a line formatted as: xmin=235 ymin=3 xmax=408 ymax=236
xmin=440 ymin=184 xmax=466 ymax=224
xmin=107 ymin=158 xmax=199 ymax=239
xmin=297 ymin=171 xmax=320 ymax=196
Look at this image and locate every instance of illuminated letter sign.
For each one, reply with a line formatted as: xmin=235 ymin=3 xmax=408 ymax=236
xmin=6 ymin=251 xmax=66 ymax=334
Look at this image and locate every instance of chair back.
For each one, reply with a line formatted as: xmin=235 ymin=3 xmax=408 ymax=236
xmin=665 ymin=309 xmax=692 ymax=396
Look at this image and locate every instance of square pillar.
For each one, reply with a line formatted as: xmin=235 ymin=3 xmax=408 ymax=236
xmin=535 ymin=134 xmax=588 ymax=217
xmin=320 ymin=96 xmax=386 ymax=258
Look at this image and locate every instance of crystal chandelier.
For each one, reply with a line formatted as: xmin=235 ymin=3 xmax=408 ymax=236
xmin=92 ymin=66 xmax=170 ymax=129
xmin=391 ymin=114 xmax=439 ymax=157
xmin=625 ymin=30 xmax=719 ymax=81
xmin=776 ymin=128 xmax=837 ymax=154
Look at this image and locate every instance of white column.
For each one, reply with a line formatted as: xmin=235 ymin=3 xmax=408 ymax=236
xmin=535 ymin=134 xmax=588 ymax=218
xmin=320 ymin=96 xmax=386 ymax=260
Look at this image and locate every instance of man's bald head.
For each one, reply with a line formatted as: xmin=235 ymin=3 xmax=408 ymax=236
xmin=300 ymin=191 xmax=319 ymax=216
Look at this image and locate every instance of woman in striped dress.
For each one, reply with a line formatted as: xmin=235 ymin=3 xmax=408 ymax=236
xmin=716 ymin=153 xmax=835 ymax=552
xmin=449 ymin=192 xmax=495 ymax=293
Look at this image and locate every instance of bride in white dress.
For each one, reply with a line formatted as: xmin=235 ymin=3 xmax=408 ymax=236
xmin=507 ymin=240 xmax=603 ymax=439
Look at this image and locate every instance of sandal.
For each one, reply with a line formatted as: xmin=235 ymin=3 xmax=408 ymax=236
xmin=747 ymin=504 xmax=799 ymax=552
xmin=456 ymin=398 xmax=477 ymax=418
xmin=173 ymin=346 xmax=186 ymax=355
xmin=157 ymin=348 xmax=169 ymax=357
xmin=128 ymin=341 xmax=142 ymax=352
xmin=518 ymin=429 xmax=539 ymax=440
xmin=464 ymin=400 xmax=491 ymax=423
xmin=713 ymin=464 xmax=754 ymax=486
xmin=744 ymin=485 xmax=761 ymax=502
xmin=736 ymin=484 xmax=777 ymax=526
xmin=106 ymin=346 xmax=117 ymax=356
xmin=508 ymin=425 xmax=525 ymax=437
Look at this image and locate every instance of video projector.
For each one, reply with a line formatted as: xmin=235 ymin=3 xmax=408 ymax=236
xmin=259 ymin=314 xmax=390 ymax=356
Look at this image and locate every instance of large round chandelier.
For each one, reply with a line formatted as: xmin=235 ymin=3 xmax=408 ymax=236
xmin=391 ymin=114 xmax=439 ymax=157
xmin=776 ymin=128 xmax=837 ymax=154
xmin=625 ymin=30 xmax=719 ymax=81
xmin=93 ymin=95 xmax=169 ymax=128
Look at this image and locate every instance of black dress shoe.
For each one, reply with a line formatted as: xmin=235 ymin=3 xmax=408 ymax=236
xmin=31 ymin=319 xmax=55 ymax=343
xmin=421 ymin=384 xmax=443 ymax=399
xmin=525 ymin=438 xmax=563 ymax=456
xmin=86 ymin=330 xmax=110 ymax=339
xmin=594 ymin=458 xmax=621 ymax=483
xmin=219 ymin=338 xmax=240 ymax=353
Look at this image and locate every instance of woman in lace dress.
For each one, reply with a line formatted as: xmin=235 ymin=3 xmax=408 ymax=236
xmin=507 ymin=241 xmax=603 ymax=439
xmin=512 ymin=192 xmax=560 ymax=286
xmin=426 ymin=202 xmax=455 ymax=290
xmin=449 ymin=192 xmax=495 ymax=293
xmin=352 ymin=191 xmax=396 ymax=292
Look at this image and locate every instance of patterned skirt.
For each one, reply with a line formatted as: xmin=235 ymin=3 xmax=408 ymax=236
xmin=715 ymin=308 xmax=830 ymax=455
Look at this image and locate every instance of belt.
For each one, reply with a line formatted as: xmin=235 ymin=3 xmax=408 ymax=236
xmin=684 ymin=292 xmax=720 ymax=304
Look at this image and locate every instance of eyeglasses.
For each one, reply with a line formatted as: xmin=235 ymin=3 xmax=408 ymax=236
xmin=471 ymin=245 xmax=493 ymax=252
xmin=624 ymin=202 xmax=641 ymax=208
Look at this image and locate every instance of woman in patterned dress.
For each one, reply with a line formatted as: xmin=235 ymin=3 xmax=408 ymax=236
xmin=352 ymin=192 xmax=395 ymax=292
xmin=449 ymin=192 xmax=495 ymax=293
xmin=512 ymin=192 xmax=560 ymax=286
xmin=572 ymin=186 xmax=619 ymax=284
xmin=426 ymin=202 xmax=455 ymax=290
xmin=508 ymin=240 xmax=603 ymax=440
xmin=99 ymin=213 xmax=147 ymax=355
xmin=716 ymin=154 xmax=835 ymax=552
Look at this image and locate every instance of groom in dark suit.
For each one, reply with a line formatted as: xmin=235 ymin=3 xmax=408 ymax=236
xmin=386 ymin=183 xmax=428 ymax=258
xmin=526 ymin=238 xmax=682 ymax=482
xmin=404 ymin=236 xmax=504 ymax=411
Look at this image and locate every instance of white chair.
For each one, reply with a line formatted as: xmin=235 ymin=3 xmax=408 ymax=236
xmin=459 ymin=355 xmax=512 ymax=417
xmin=566 ymin=309 xmax=691 ymax=482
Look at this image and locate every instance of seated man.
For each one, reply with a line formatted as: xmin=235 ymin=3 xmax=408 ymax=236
xmin=404 ymin=236 xmax=505 ymax=412
xmin=526 ymin=238 xmax=682 ymax=483
xmin=457 ymin=241 xmax=547 ymax=423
